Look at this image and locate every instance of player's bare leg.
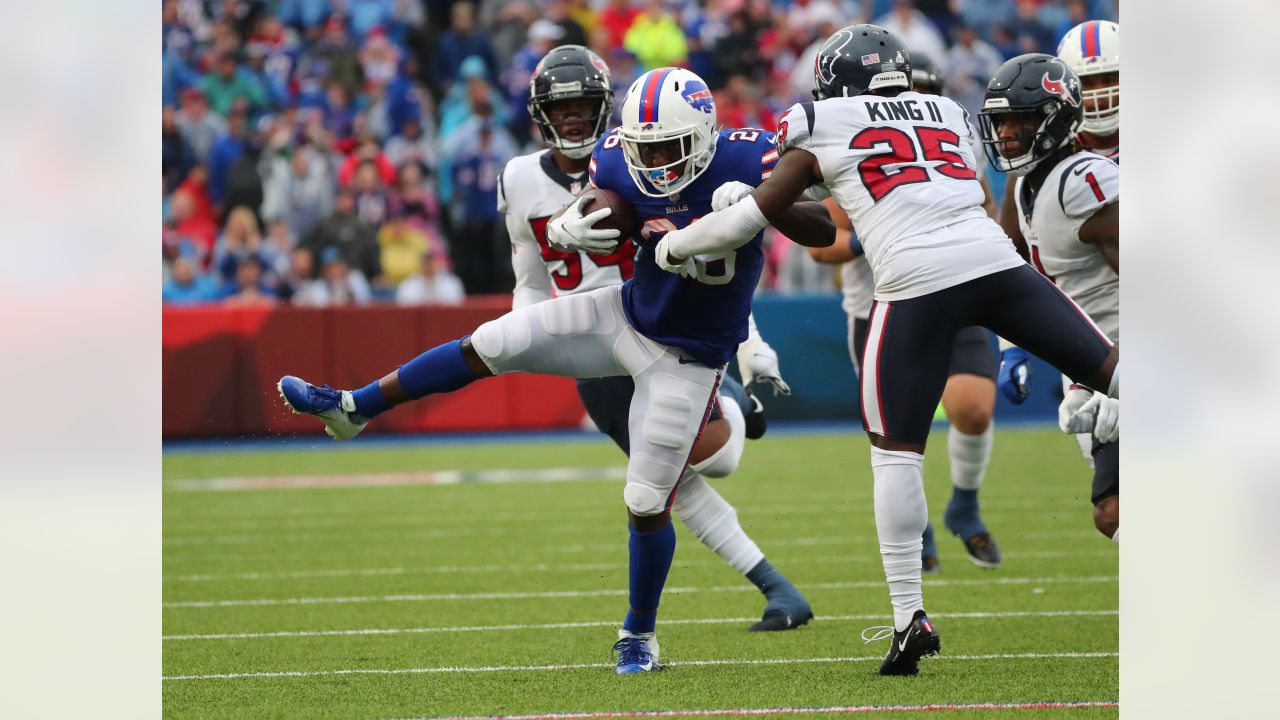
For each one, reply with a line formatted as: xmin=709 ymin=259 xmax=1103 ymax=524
xmin=940 ymin=374 xmax=1001 ymax=568
xmin=1095 ymin=495 xmax=1118 ymax=540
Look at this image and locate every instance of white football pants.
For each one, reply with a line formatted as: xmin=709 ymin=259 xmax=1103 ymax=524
xmin=470 ymin=286 xmax=722 ymax=516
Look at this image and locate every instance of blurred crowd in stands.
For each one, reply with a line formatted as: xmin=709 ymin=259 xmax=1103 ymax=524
xmin=163 ymin=0 xmax=1117 ymax=306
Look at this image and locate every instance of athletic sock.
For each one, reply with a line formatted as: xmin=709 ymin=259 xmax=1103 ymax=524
xmin=921 ymin=521 xmax=938 ymax=559
xmin=672 ymin=471 xmax=763 ymax=574
xmin=746 ymin=558 xmax=803 ymax=608
xmin=351 ymin=338 xmax=476 ymax=419
xmin=871 ymin=446 xmax=928 ymax=631
xmin=948 ymin=424 xmax=992 ymax=491
xmin=623 ymin=521 xmax=677 ymax=635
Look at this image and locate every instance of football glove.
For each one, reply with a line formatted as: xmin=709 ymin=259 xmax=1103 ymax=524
xmin=1058 ymin=384 xmax=1096 ymax=434
xmin=546 ymin=195 xmax=620 ymax=254
xmin=1087 ymin=392 xmax=1120 ymax=444
xmin=997 ymin=347 xmax=1031 ymax=405
xmin=654 ymin=233 xmax=697 ymax=278
xmin=737 ymin=335 xmax=791 ymax=396
xmin=711 ymin=181 xmax=754 ymax=212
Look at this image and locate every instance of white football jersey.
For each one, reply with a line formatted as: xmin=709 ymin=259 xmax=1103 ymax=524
xmin=498 ymin=150 xmax=635 ymax=309
xmin=778 ymin=91 xmax=1022 ymax=301
xmin=1014 ymin=151 xmax=1119 ymax=342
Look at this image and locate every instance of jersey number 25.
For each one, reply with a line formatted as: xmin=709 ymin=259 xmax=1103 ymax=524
xmin=850 ymin=126 xmax=976 ymax=203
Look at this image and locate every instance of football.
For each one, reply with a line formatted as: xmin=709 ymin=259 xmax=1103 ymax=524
xmin=578 ymin=187 xmax=637 ymax=249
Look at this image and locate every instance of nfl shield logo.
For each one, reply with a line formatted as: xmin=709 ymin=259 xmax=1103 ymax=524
xmin=861 ymin=53 xmax=880 ymax=65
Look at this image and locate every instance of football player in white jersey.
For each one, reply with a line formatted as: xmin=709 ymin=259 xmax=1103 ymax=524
xmin=499 ymin=45 xmax=812 ymax=632
xmin=978 ymin=53 xmax=1120 ymax=543
xmin=650 ymin=25 xmax=1120 ymax=676
xmin=993 ymin=19 xmax=1118 ymax=311
xmin=807 ymin=54 xmax=1005 ymax=574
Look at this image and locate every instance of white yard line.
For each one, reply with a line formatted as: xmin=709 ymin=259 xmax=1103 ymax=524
xmin=163 ymin=609 xmax=1117 ymax=641
xmin=163 ymin=575 xmax=1117 ymax=609
xmin=162 ymin=651 xmax=1118 ymax=681
xmin=169 ymin=550 xmax=1115 ymax=584
xmin=392 ymin=700 xmax=1120 ymax=720
xmin=168 ymin=467 xmax=628 ymax=492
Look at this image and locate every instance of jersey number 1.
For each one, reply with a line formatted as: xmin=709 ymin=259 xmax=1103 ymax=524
xmin=850 ymin=126 xmax=976 ymax=203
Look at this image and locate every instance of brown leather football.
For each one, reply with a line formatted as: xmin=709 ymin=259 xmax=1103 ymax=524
xmin=578 ymin=187 xmax=638 ymax=241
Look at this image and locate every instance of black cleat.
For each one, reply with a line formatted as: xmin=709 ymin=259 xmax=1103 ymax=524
xmin=921 ymin=554 xmax=941 ymax=575
xmin=749 ymin=608 xmax=814 ymax=632
xmin=743 ymin=390 xmax=767 ymax=440
xmin=864 ymin=610 xmax=941 ymax=676
xmin=960 ymin=532 xmax=1002 ymax=569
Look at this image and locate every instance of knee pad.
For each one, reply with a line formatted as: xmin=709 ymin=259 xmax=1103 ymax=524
xmin=691 ymin=396 xmax=745 ymax=478
xmin=624 ymin=451 xmax=681 ymax=516
xmin=470 ymin=312 xmax=532 ymax=372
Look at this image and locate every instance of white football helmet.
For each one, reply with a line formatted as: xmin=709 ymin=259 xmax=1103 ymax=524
xmin=618 ymin=67 xmax=718 ymax=198
xmin=1057 ymin=20 xmax=1119 ymax=136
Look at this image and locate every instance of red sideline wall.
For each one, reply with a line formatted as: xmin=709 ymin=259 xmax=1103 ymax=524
xmin=163 ymin=300 xmax=586 ymax=438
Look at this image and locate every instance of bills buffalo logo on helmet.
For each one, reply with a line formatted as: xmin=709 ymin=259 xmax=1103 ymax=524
xmin=681 ymin=80 xmax=715 ymax=114
xmin=1041 ymin=68 xmax=1080 ymax=107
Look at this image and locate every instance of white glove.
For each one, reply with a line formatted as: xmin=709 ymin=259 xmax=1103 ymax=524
xmin=1091 ymin=393 xmax=1119 ymax=443
xmin=546 ymin=195 xmax=620 ymax=254
xmin=654 ymin=233 xmax=697 ymax=277
xmin=1057 ymin=384 xmax=1096 ymax=435
xmin=737 ymin=335 xmax=791 ymax=396
xmin=1065 ymin=391 xmax=1119 ymax=444
xmin=711 ymin=181 xmax=754 ymax=212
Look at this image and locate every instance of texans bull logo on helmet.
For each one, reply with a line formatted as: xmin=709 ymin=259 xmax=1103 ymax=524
xmin=681 ymin=80 xmax=715 ymax=114
xmin=1041 ymin=67 xmax=1081 ymax=108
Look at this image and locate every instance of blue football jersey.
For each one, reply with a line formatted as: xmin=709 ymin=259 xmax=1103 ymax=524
xmin=589 ymin=128 xmax=780 ymax=367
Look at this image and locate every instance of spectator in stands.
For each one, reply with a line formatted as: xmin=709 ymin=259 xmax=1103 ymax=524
xmin=1007 ymin=0 xmax=1055 ymax=54
xmin=718 ymin=8 xmax=765 ymax=81
xmin=959 ymin=0 xmax=1016 ymax=36
xmin=167 ymin=184 xmax=219 ymax=263
xmin=946 ymin=23 xmax=1004 ymax=119
xmin=396 ymin=251 xmax=466 ymax=306
xmin=347 ymin=0 xmax=395 ymax=40
xmin=278 ymin=0 xmax=333 ymax=36
xmin=261 ymin=218 xmax=297 ymax=290
xmin=176 ymin=88 xmax=227 ymax=163
xmin=337 ymin=139 xmax=398 ymax=187
xmin=222 ymin=255 xmax=279 ymax=306
xmin=307 ymin=246 xmax=374 ymax=305
xmin=359 ymin=26 xmax=401 ymax=86
xmin=352 ymin=160 xmax=390 ymax=227
xmin=988 ymin=23 xmax=1021 ymax=59
xmin=301 ymin=187 xmax=383 ymax=287
xmin=715 ymin=74 xmax=778 ymax=134
xmin=875 ymin=1 xmax=948 ymax=72
xmin=383 ymin=117 xmax=436 ymax=173
xmin=430 ymin=2 xmax=498 ymax=96
xmin=322 ymin=81 xmax=358 ymax=142
xmin=163 ymin=255 xmax=221 ymax=305
xmin=261 ymin=143 xmax=334 ymax=237
xmin=206 ymin=103 xmax=249 ymax=208
xmin=213 ymin=206 xmax=265 ymax=283
xmin=199 ymin=50 xmax=269 ymax=116
xmin=598 ymin=0 xmax=640 ymax=49
xmin=449 ymin=121 xmax=514 ymax=294
xmin=547 ymin=0 xmax=588 ymax=47
xmin=307 ymin=15 xmax=363 ymax=97
xmin=279 ymin=246 xmax=323 ymax=305
xmin=163 ymin=105 xmax=197 ymax=195
xmin=377 ymin=206 xmax=430 ymax=286
xmin=486 ymin=1 xmax=539 ymax=75
xmin=624 ymin=0 xmax=687 ymax=71
xmin=1055 ymin=0 xmax=1092 ymax=43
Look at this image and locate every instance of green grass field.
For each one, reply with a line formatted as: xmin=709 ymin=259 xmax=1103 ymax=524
xmin=162 ymin=427 xmax=1117 ymax=719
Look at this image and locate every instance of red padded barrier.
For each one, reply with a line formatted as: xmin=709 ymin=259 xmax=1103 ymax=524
xmin=162 ymin=300 xmax=586 ymax=438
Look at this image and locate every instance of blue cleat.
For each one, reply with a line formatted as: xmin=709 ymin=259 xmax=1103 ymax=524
xmin=276 ymin=375 xmax=368 ymax=440
xmin=612 ymin=630 xmax=660 ymax=674
xmin=944 ymin=490 xmax=1001 ymax=568
xmin=750 ymin=587 xmax=813 ymax=632
xmin=921 ymin=521 xmax=941 ymax=575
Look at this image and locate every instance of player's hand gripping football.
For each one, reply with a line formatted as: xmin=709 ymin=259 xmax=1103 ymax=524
xmin=547 ymin=195 xmax=621 ymax=254
xmin=737 ymin=336 xmax=791 ymax=396
xmin=711 ymin=181 xmax=754 ymax=212
xmin=997 ymin=347 xmax=1031 ymax=404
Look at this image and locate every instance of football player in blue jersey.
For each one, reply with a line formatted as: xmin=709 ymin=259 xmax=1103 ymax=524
xmin=277 ymin=66 xmax=835 ymax=675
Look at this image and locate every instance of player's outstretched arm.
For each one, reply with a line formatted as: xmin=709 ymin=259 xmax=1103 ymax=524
xmin=769 ymin=200 xmax=835 ymax=248
xmin=1078 ymin=201 xmax=1119 ymax=274
xmin=808 ymin=197 xmax=860 ymax=264
xmin=657 ymin=147 xmax=825 ymax=268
